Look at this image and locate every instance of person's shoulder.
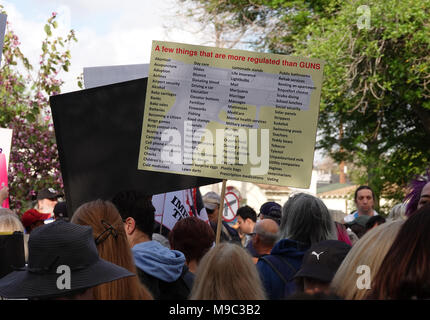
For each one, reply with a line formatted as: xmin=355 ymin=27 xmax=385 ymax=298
xmin=344 ymin=212 xmax=357 ymax=223
xmin=223 ymin=221 xmax=239 ymax=236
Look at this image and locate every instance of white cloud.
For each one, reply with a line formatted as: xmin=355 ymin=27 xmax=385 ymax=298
xmin=3 ymin=0 xmax=211 ymax=92
xmin=3 ymin=1 xmax=45 ymax=69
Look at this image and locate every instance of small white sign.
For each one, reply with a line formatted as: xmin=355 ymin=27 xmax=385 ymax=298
xmin=0 ymin=128 xmax=13 ymax=170
xmin=222 ymin=192 xmax=239 ymax=222
xmin=152 ymin=188 xmax=209 ymax=231
xmin=83 ymin=64 xmax=149 ymax=89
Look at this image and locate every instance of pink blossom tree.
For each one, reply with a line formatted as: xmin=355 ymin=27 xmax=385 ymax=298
xmin=0 ymin=6 xmax=77 ymax=212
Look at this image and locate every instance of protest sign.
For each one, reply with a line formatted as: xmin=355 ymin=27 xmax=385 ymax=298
xmin=83 ymin=63 xmax=215 ymax=231
xmin=138 ymin=41 xmax=325 ymax=188
xmin=0 ymin=128 xmax=12 ymax=208
xmin=83 ymin=63 xmax=149 ymax=89
xmin=153 ymin=187 xmax=208 ymax=231
xmin=222 ymin=191 xmax=239 ymax=222
xmin=0 ymin=128 xmax=12 ymax=170
xmin=0 ymin=13 xmax=6 ymax=66
xmin=50 ymin=78 xmax=221 ymax=215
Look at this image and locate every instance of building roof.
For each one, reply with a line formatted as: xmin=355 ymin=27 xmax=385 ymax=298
xmin=255 ymin=184 xmax=291 ymax=192
xmin=317 ymin=183 xmax=357 ymax=198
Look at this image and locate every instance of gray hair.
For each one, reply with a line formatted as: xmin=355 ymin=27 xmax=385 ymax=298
xmin=254 ymin=221 xmax=280 ymax=246
xmin=387 ymin=203 xmax=407 ymax=221
xmin=0 ymin=208 xmax=15 ymax=216
xmin=280 ymin=193 xmax=337 ymax=245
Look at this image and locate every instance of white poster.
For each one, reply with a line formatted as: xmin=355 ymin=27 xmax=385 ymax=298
xmin=152 ymin=188 xmax=209 ymax=231
xmin=83 ymin=63 xmax=149 ymax=89
xmin=0 ymin=128 xmax=12 ymax=208
xmin=0 ymin=128 xmax=13 ymax=170
xmin=138 ymin=41 xmax=324 ymax=188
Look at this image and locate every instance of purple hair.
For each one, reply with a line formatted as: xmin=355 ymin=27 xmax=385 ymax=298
xmin=404 ymin=168 xmax=430 ymax=217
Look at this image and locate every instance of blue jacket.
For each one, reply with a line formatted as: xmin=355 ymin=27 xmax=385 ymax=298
xmin=256 ymin=238 xmax=309 ymax=300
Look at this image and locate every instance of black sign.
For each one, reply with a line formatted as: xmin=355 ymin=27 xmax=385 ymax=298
xmin=50 ymin=78 xmax=220 ymax=216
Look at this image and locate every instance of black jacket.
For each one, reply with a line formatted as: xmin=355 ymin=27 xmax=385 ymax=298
xmin=137 ymin=264 xmax=194 ymax=300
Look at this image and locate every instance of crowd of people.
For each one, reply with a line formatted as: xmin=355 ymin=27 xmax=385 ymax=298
xmin=0 ymin=168 xmax=429 ymax=300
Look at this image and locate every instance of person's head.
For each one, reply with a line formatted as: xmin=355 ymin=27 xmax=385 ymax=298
xmin=236 ymin=205 xmax=257 ymax=235
xmin=280 ymin=193 xmax=337 ymax=246
xmin=259 ymin=202 xmax=282 ymax=225
xmin=329 ymin=209 xmax=347 ymax=224
xmin=53 ymin=201 xmax=69 ymax=221
xmin=71 ymin=199 xmax=153 ymax=300
xmin=21 ymin=208 xmax=51 ymax=233
xmin=354 ymin=186 xmax=375 ymax=216
xmin=294 ymin=240 xmax=351 ymax=295
xmin=0 ymin=209 xmax=25 ymax=233
xmin=418 ymin=182 xmax=430 ymax=211
xmin=345 ymin=215 xmax=371 ymax=238
xmin=345 ymin=215 xmax=374 ymax=238
xmin=168 ymin=216 xmax=215 ymax=267
xmin=365 ymin=215 xmax=386 ymax=232
xmin=367 ymin=204 xmax=430 ymax=299
xmin=202 ymin=191 xmax=220 ymax=223
xmin=190 ymin=243 xmax=266 ymax=300
xmin=404 ymin=169 xmax=430 ymax=217
xmin=0 ymin=220 xmax=134 ymax=300
xmin=330 ymin=220 xmax=404 ymax=299
xmin=111 ymin=190 xmax=155 ymax=246
xmin=252 ymin=219 xmax=279 ymax=255
xmin=387 ymin=203 xmax=407 ymax=221
xmin=36 ymin=188 xmax=62 ymax=214
xmin=0 ymin=210 xmax=28 ymax=268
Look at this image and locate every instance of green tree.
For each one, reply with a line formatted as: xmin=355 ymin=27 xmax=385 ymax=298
xmin=179 ymin=0 xmax=430 ymax=210
xmin=297 ymin=0 xmax=430 ymax=210
xmin=1 ymin=7 xmax=77 ymax=211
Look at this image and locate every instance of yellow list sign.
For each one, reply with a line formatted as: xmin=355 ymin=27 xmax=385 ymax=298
xmin=138 ymin=41 xmax=325 ymax=188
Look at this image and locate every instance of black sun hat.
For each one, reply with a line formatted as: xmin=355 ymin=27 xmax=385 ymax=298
xmin=0 ymin=220 xmax=134 ymax=299
xmin=294 ymin=240 xmax=351 ymax=283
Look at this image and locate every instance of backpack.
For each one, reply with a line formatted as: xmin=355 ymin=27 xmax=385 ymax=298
xmin=259 ymin=254 xmax=298 ymax=298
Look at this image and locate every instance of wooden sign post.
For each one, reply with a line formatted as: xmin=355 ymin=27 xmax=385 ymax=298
xmin=215 ymin=179 xmax=227 ymax=245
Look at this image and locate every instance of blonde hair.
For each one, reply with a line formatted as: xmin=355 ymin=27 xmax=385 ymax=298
xmin=71 ymin=199 xmax=152 ymax=300
xmin=0 ymin=209 xmax=28 ymax=261
xmin=0 ymin=209 xmax=24 ymax=233
xmin=190 ymin=243 xmax=266 ymax=300
xmin=330 ymin=220 xmax=403 ymax=299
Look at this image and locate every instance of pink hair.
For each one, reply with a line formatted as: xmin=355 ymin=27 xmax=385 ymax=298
xmin=335 ymin=221 xmax=352 ymax=246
